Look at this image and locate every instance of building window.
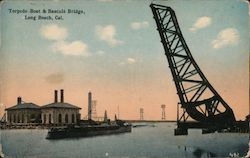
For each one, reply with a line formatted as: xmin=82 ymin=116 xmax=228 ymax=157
xmin=77 ymin=114 xmax=80 ymax=122
xmin=31 ymin=114 xmax=35 ymax=123
xmin=38 ymin=114 xmax=41 ymax=123
xmin=58 ymin=114 xmax=62 ymax=123
xmin=17 ymin=114 xmax=20 ymax=123
xmin=14 ymin=114 xmax=16 ymax=123
xmin=9 ymin=114 xmax=12 ymax=123
xmin=49 ymin=114 xmax=51 ymax=124
xmin=44 ymin=114 xmax=46 ymax=124
xmin=22 ymin=114 xmax=24 ymax=123
xmin=72 ymin=114 xmax=75 ymax=123
xmin=65 ymin=114 xmax=68 ymax=123
xmin=27 ymin=114 xmax=30 ymax=122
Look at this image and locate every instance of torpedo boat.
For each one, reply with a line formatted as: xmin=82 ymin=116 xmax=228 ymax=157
xmin=46 ymin=119 xmax=132 ymax=139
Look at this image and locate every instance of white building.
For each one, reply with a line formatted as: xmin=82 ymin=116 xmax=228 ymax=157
xmin=41 ymin=89 xmax=81 ymax=125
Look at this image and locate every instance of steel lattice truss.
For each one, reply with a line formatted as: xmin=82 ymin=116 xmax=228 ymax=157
xmin=150 ymin=4 xmax=235 ymax=125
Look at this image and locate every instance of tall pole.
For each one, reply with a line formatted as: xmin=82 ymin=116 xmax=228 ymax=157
xmin=140 ymin=108 xmax=144 ymax=120
xmin=161 ymin=104 xmax=166 ymax=120
xmin=88 ymin=91 xmax=92 ymax=120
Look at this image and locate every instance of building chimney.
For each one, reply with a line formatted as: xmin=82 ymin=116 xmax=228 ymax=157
xmin=60 ymin=89 xmax=64 ymax=103
xmin=54 ymin=90 xmax=58 ymax=103
xmin=88 ymin=91 xmax=92 ymax=120
xmin=17 ymin=97 xmax=22 ymax=104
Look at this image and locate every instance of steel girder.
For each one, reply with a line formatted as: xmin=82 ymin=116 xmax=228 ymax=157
xmin=150 ymin=4 xmax=235 ymax=126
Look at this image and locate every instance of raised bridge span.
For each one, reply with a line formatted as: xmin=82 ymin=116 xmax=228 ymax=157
xmin=150 ymin=4 xmax=248 ymax=135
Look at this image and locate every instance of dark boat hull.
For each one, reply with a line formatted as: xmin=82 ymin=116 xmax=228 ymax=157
xmin=46 ymin=125 xmax=132 ymax=139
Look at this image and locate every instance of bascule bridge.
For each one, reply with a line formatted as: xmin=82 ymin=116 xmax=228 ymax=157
xmin=150 ymin=4 xmax=248 ymax=135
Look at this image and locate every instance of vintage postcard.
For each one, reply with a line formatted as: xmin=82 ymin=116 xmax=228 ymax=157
xmin=0 ymin=0 xmax=249 ymax=157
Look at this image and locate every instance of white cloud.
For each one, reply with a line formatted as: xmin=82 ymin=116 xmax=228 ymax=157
xmin=40 ymin=24 xmax=91 ymax=57
xmin=119 ymin=58 xmax=136 ymax=66
xmin=211 ymin=28 xmax=239 ymax=49
xmin=52 ymin=41 xmax=90 ymax=56
xmin=189 ymin=16 xmax=212 ymax=32
xmin=127 ymin=58 xmax=136 ymax=64
xmin=96 ymin=25 xmax=123 ymax=47
xmin=130 ymin=21 xmax=149 ymax=30
xmin=40 ymin=24 xmax=68 ymax=41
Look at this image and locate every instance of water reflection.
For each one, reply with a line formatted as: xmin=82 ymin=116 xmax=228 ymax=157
xmin=178 ymin=145 xmax=216 ymax=158
xmin=192 ymin=148 xmax=216 ymax=158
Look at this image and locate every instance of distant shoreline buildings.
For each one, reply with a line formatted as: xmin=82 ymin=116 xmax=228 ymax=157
xmin=4 ymin=90 xmax=170 ymax=127
xmin=5 ymin=89 xmax=81 ymax=126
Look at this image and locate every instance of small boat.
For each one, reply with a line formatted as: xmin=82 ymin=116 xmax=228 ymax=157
xmin=46 ymin=120 xmax=132 ymax=139
xmin=133 ymin=124 xmax=156 ymax=128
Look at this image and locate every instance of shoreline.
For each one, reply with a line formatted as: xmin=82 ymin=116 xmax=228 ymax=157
xmin=0 ymin=121 xmax=176 ymax=130
xmin=125 ymin=120 xmax=176 ymax=123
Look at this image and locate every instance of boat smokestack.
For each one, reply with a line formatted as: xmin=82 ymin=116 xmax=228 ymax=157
xmin=60 ymin=89 xmax=64 ymax=103
xmin=54 ymin=90 xmax=58 ymax=103
xmin=17 ymin=97 xmax=22 ymax=104
xmin=88 ymin=91 xmax=92 ymax=120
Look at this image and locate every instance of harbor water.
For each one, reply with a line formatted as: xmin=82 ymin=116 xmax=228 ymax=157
xmin=1 ymin=122 xmax=249 ymax=158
